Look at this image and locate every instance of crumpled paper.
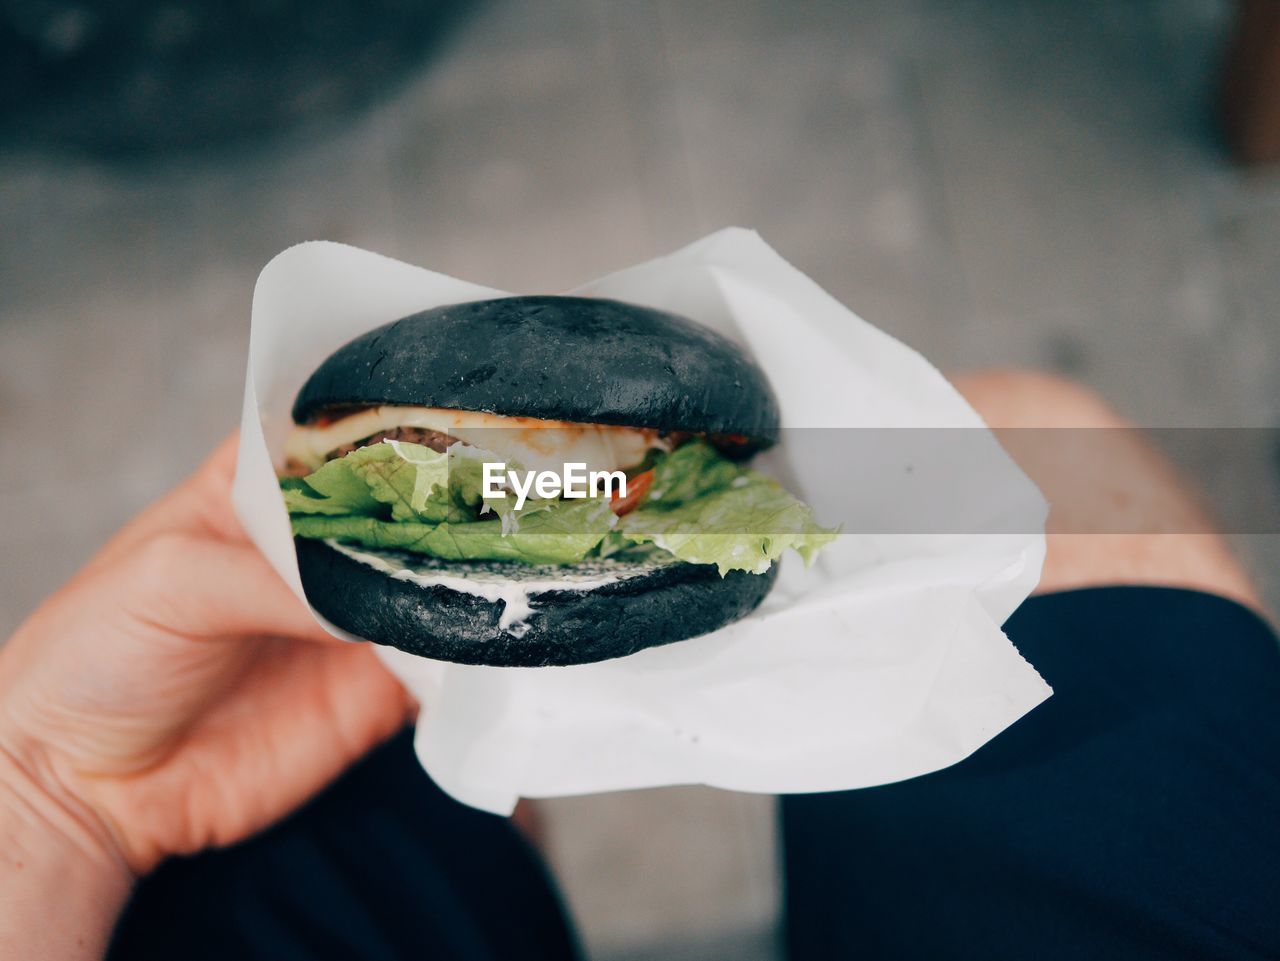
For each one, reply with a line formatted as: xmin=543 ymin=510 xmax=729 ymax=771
xmin=233 ymin=228 xmax=1051 ymax=814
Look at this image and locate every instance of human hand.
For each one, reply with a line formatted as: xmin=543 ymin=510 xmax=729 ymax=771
xmin=0 ymin=435 xmax=413 ymax=957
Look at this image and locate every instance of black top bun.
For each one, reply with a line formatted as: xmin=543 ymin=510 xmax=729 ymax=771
xmin=291 ymin=295 xmax=783 ymax=666
xmin=292 ymin=295 xmax=780 ymax=449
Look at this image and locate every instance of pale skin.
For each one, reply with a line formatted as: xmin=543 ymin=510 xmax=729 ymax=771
xmin=0 ymin=435 xmax=414 ymax=959
xmin=0 ymin=370 xmax=1261 ymax=958
xmin=950 ymin=370 xmax=1260 ymax=610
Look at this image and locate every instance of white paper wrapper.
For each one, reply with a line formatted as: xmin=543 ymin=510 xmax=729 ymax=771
xmin=233 ymin=228 xmax=1051 ymax=815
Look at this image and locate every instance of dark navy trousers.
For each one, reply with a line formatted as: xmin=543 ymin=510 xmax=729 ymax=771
xmin=110 ymin=588 xmax=1280 ymax=960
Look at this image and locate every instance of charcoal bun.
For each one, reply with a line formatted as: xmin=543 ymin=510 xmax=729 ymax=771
xmin=291 ymin=295 xmax=780 ymax=450
xmin=296 ymin=538 xmax=779 ymax=667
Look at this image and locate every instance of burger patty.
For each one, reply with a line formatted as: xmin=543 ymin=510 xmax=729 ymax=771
xmin=281 ymin=425 xmax=461 ymax=477
xmin=326 ymin=426 xmax=460 ymax=461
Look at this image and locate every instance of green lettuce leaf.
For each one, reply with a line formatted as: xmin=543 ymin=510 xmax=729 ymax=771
xmin=643 ymin=440 xmax=742 ymax=506
xmin=280 ymin=466 xmax=382 ymax=517
xmin=291 ymin=497 xmax=615 ymax=566
xmin=282 ymin=440 xmax=539 ymax=525
xmin=281 ymin=441 xmax=449 ymax=521
xmin=620 ymin=442 xmax=838 ymax=574
xmin=444 ymin=443 xmax=552 ymax=530
xmin=280 ymin=438 xmax=836 ymax=573
xmin=348 ymin=440 xmax=453 ymax=522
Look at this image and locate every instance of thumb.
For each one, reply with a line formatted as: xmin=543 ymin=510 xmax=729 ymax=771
xmin=109 ymin=532 xmax=334 ymax=645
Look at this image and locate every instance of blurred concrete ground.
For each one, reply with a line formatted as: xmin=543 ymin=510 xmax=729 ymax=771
xmin=1 ymin=0 xmax=1277 ymax=958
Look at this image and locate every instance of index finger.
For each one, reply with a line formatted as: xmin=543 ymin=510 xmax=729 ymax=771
xmin=85 ymin=433 xmax=246 ymax=578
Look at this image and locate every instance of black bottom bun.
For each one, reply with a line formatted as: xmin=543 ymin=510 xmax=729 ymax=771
xmin=295 ymin=538 xmax=779 ymax=667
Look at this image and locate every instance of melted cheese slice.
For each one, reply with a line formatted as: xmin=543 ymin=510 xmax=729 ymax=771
xmin=286 ymin=406 xmax=667 ymax=474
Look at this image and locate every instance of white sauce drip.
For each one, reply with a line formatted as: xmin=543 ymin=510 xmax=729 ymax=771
xmin=328 ymin=541 xmax=667 ymax=634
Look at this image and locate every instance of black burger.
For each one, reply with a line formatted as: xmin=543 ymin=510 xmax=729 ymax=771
xmin=279 ymin=296 xmax=834 ymax=667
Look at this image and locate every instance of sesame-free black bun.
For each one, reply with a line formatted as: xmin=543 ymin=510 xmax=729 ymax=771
xmin=291 ymin=295 xmax=780 ymax=449
xmin=296 ymin=538 xmax=779 ymax=667
xmin=290 ymin=295 xmax=783 ymax=665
